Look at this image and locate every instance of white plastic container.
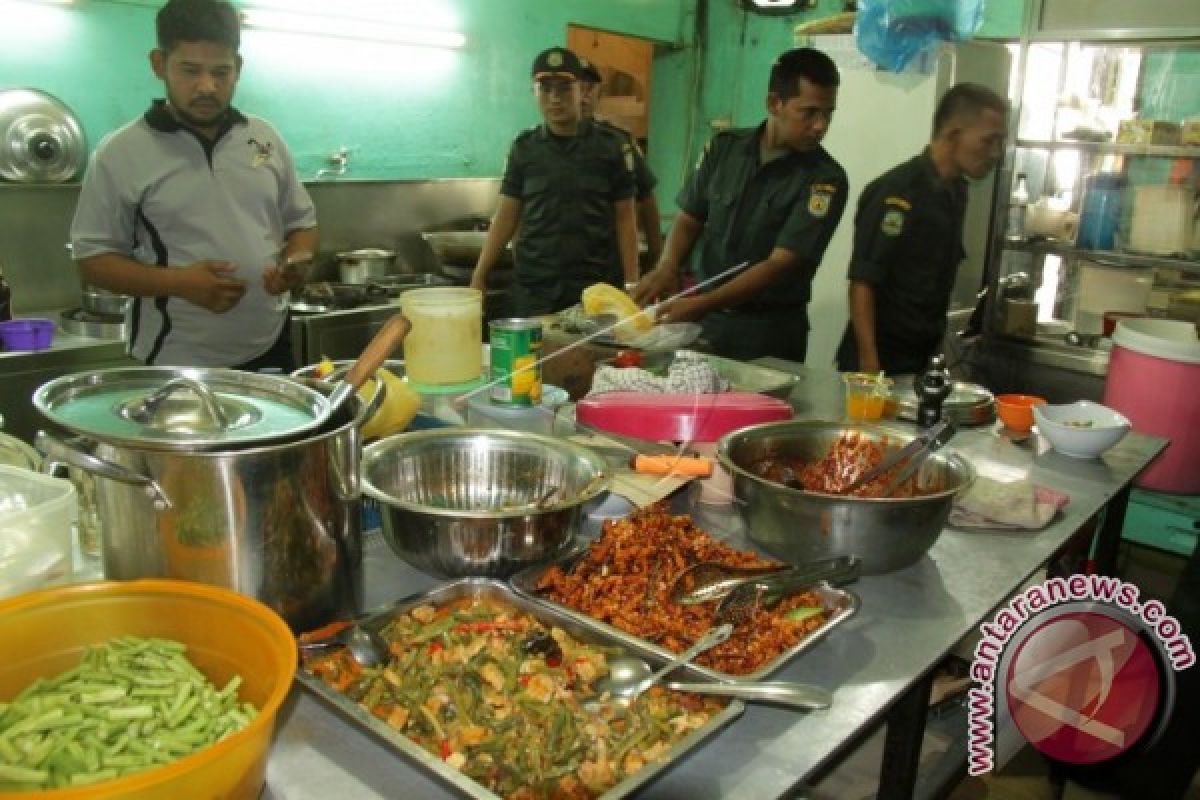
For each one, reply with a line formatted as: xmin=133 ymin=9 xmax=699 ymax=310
xmin=467 ymin=385 xmax=569 ymax=435
xmin=0 ymin=465 xmax=75 ymax=598
xmin=400 ymin=287 xmax=483 ymax=385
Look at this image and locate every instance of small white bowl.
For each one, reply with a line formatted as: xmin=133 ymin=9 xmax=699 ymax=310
xmin=1033 ymin=400 xmax=1131 ymax=459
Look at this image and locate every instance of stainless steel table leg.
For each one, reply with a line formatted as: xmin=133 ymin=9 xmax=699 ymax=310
xmin=878 ymin=671 xmax=935 ymax=800
xmin=1093 ymin=485 xmax=1131 ymax=576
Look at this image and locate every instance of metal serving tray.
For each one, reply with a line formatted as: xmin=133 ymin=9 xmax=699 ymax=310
xmin=296 ymin=578 xmax=744 ymax=800
xmin=511 ymin=553 xmax=859 ymax=684
xmin=889 ymin=381 xmax=996 ymax=426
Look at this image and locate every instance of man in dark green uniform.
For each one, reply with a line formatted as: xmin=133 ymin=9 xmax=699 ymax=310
xmin=471 ymin=48 xmax=638 ymax=316
xmin=836 ymin=83 xmax=1008 ymax=375
xmin=578 ymin=56 xmax=664 ymax=268
xmin=633 ymin=48 xmax=847 ymax=362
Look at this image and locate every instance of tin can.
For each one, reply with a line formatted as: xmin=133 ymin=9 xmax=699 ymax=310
xmin=489 ymin=318 xmax=543 ymax=406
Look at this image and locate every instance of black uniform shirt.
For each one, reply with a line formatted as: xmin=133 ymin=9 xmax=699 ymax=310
xmin=677 ymin=124 xmax=848 ymax=309
xmin=500 ymin=121 xmax=636 ymax=309
xmin=595 ymin=119 xmax=656 ymax=199
xmin=848 ymin=148 xmax=968 ymax=356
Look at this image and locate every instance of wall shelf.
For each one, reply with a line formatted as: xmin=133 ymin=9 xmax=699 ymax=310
xmin=1014 ymin=138 xmax=1200 ymax=158
xmin=1002 ymin=240 xmax=1200 ymax=274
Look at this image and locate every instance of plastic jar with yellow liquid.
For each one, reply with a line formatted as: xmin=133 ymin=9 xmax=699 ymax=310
xmin=400 ymin=288 xmax=483 ymax=385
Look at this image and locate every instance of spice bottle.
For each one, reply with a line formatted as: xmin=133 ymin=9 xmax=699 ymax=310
xmin=913 ymin=354 xmax=953 ymax=429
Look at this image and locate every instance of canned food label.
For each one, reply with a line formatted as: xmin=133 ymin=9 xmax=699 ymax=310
xmin=490 ymin=319 xmax=543 ymax=405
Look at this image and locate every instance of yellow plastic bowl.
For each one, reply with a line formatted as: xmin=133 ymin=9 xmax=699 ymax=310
xmin=0 ymin=579 xmax=296 ymax=800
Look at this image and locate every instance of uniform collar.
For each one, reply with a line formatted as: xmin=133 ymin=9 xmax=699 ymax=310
xmin=918 ymin=147 xmax=966 ymax=195
xmin=746 ymin=122 xmax=821 ymax=167
xmin=536 ymin=118 xmax=593 ymax=140
xmin=144 ymin=98 xmax=247 ymax=137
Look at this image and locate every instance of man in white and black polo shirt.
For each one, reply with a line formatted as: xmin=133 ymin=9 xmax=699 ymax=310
xmin=70 ymin=0 xmax=317 ymax=370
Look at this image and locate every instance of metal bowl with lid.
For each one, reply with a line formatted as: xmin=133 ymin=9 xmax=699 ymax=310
xmin=34 ymin=367 xmax=336 ymax=451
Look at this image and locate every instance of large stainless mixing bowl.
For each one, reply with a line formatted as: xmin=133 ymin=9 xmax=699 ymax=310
xmin=718 ymin=420 xmax=974 ymax=574
xmin=361 ymin=429 xmax=609 ymax=578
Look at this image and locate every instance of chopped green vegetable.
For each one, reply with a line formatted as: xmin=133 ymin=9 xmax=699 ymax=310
xmin=0 ymin=637 xmax=257 ymax=791
xmin=783 ymin=606 xmax=825 ymax=623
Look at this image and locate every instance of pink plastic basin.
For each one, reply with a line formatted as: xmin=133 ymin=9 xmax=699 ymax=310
xmin=1102 ymin=319 xmax=1200 ymax=494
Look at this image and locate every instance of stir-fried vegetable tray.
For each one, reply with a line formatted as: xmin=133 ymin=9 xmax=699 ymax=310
xmin=297 ymin=579 xmax=743 ymax=800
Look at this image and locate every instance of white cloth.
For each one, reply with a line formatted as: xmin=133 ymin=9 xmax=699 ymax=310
xmin=589 ymin=354 xmax=728 ymax=396
xmin=949 ymin=476 xmax=1070 ymax=531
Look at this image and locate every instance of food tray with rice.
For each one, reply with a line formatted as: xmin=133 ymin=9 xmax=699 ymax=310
xmin=297 ymin=578 xmax=743 ymax=800
xmin=510 ymin=505 xmax=858 ymax=684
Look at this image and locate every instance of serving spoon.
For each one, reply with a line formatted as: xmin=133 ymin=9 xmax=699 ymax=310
xmin=298 ymin=623 xmax=389 ymax=669
xmin=598 ymin=655 xmax=832 ymax=710
xmin=594 ymin=623 xmax=732 ymax=703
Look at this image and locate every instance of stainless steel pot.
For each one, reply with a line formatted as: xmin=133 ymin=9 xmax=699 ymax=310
xmin=717 ymin=420 xmax=974 ymax=574
xmin=81 ymin=285 xmax=131 ymax=317
xmin=35 ymin=380 xmax=376 ymax=632
xmin=336 ymin=248 xmax=395 ymax=284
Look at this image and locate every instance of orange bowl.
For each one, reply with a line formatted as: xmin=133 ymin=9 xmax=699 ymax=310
xmin=995 ymin=393 xmax=1048 ymax=433
xmin=0 ymin=579 xmax=296 ymax=800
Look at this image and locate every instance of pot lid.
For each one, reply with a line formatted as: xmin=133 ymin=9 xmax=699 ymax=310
xmin=33 ymin=367 xmax=331 ymax=451
xmin=336 ymin=248 xmax=395 ymax=259
xmin=0 ymin=89 xmax=86 ymax=183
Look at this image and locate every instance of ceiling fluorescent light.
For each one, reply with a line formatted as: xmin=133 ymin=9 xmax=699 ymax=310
xmin=240 ymin=9 xmax=466 ymax=49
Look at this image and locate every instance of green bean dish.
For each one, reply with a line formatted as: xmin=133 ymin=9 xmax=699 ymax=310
xmin=302 ymin=598 xmax=725 ymax=800
xmin=0 ymin=637 xmax=256 ymax=791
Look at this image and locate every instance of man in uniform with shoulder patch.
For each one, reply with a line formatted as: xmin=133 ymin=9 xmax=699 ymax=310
xmin=632 ymin=47 xmax=847 ymax=362
xmin=471 ymin=48 xmax=639 ymax=316
xmin=836 ymin=82 xmax=1008 ymax=375
xmin=578 ymin=56 xmax=664 ymax=269
xmin=70 ymin=0 xmax=316 ymax=370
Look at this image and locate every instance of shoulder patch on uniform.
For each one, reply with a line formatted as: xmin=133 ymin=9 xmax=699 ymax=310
xmin=808 ymin=185 xmax=835 ymax=218
xmin=884 ymin=196 xmax=912 ymax=211
xmin=881 ymin=209 xmax=906 ymax=236
xmin=622 ymin=141 xmax=635 ymax=173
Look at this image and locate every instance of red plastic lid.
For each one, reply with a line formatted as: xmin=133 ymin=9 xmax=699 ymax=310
xmin=577 ymin=392 xmax=793 ymax=443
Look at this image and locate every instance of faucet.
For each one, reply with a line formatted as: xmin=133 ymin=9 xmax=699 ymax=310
xmin=314 ymin=146 xmax=349 ymax=180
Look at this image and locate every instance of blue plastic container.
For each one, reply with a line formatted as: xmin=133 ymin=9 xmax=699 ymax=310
xmin=1076 ymin=173 xmax=1126 ymax=250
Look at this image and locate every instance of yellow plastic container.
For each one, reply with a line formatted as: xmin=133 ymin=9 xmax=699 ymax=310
xmin=0 ymin=579 xmax=296 ymax=800
xmin=400 ymin=287 xmax=482 ymax=385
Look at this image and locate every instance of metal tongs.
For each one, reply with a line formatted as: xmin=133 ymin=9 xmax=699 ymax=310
xmin=714 ymin=556 xmax=862 ymax=625
xmin=841 ymin=419 xmax=956 ymax=497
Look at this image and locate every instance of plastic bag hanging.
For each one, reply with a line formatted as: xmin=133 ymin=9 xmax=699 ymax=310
xmin=854 ymin=0 xmax=985 ymax=72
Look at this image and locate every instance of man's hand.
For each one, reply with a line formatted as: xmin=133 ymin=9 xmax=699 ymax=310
xmin=654 ymin=294 xmax=709 ymax=324
xmin=631 ymin=263 xmax=679 ymax=306
xmin=263 ymin=255 xmax=309 ymax=296
xmin=176 ymin=260 xmax=247 ymax=313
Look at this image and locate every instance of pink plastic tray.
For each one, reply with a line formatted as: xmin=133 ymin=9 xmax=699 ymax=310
xmin=576 ymin=391 xmax=793 ymax=443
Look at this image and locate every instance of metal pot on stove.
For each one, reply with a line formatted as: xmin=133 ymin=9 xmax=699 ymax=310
xmin=32 ymin=368 xmax=381 ymax=631
xmin=336 ymin=248 xmax=395 ymax=284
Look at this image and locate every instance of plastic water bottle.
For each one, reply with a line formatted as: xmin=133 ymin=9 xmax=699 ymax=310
xmin=1007 ymin=173 xmax=1030 ymax=241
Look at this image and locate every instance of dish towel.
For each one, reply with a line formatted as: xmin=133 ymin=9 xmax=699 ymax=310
xmin=589 ymin=356 xmax=728 ymax=396
xmin=949 ymin=477 xmax=1070 ymax=531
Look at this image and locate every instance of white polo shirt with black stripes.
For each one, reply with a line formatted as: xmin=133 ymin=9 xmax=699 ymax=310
xmin=70 ymin=100 xmax=317 ymax=366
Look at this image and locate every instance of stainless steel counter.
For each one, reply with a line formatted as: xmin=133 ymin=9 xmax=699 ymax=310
xmin=0 ymin=312 xmax=133 ymax=441
xmin=264 ymin=363 xmax=1167 ymax=799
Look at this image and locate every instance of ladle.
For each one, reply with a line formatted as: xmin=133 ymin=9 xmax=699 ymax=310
xmin=597 ymin=655 xmax=831 ymax=710
xmin=324 ymin=314 xmax=411 ymax=423
xmin=595 ymin=623 xmax=732 ymax=702
xmin=298 ymin=623 xmax=390 ymax=669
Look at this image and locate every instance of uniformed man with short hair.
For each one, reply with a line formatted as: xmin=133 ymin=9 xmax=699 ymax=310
xmin=836 ymin=82 xmax=1008 ymax=376
xmin=578 ymin=56 xmax=664 ymax=268
xmin=471 ymin=48 xmax=639 ymax=316
xmin=632 ymin=47 xmax=848 ymax=362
